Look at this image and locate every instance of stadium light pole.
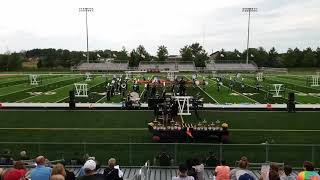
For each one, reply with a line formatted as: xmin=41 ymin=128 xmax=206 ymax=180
xmin=242 ymin=8 xmax=257 ymax=64
xmin=79 ymin=8 xmax=94 ymax=63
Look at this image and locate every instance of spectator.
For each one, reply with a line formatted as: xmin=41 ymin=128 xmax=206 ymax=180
xmin=51 ymin=163 xmax=66 ymax=177
xmin=192 ymin=159 xmax=204 ymax=180
xmin=230 ymin=156 xmax=256 ymax=180
xmin=280 ymin=165 xmax=295 ymax=180
xmin=0 ymin=149 xmax=14 ymax=165
xmin=3 ymin=161 xmax=27 ymax=180
xmin=76 ymin=160 xmax=104 ymax=180
xmin=269 ymin=170 xmax=280 ymax=180
xmin=297 ymin=161 xmax=320 ymax=180
xmin=172 ymin=164 xmax=195 ymax=180
xmin=215 ymin=160 xmax=230 ymax=180
xmin=50 ymin=175 xmax=65 ymax=180
xmin=78 ymin=157 xmax=95 ymax=177
xmin=30 ymin=156 xmax=51 ymax=180
xmin=103 ymin=158 xmax=123 ymax=180
xmin=268 ymin=163 xmax=280 ymax=180
xmin=61 ymin=161 xmax=76 ymax=180
xmin=155 ymin=152 xmax=172 ymax=166
xmin=186 ymin=159 xmax=196 ymax=179
xmin=205 ymin=152 xmax=218 ymax=167
xmin=18 ymin=151 xmax=29 ymax=161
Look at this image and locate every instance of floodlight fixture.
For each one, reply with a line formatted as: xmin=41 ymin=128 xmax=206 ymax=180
xmin=242 ymin=8 xmax=258 ymax=64
xmin=79 ymin=8 xmax=94 ymax=63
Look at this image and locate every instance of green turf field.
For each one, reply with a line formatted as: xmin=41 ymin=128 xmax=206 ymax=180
xmin=0 ymin=110 xmax=319 ymax=167
xmin=0 ymin=72 xmax=319 ymax=167
xmin=0 ymin=72 xmax=319 ymax=104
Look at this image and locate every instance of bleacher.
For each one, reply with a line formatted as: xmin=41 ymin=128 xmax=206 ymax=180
xmin=75 ymin=61 xmax=128 ymax=71
xmin=0 ymin=166 xmax=302 ymax=180
xmin=74 ymin=59 xmax=258 ymax=72
xmin=177 ymin=62 xmax=196 ymax=72
xmin=206 ymin=61 xmax=258 ymax=72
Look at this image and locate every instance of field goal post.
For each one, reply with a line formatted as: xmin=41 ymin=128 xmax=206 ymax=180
xmin=85 ymin=72 xmax=92 ymax=81
xmin=167 ymin=71 xmax=176 ymax=81
xmin=29 ymin=74 xmax=39 ymax=85
xmin=172 ymin=96 xmax=192 ymax=115
xmin=74 ymin=83 xmax=88 ymax=97
xmin=311 ymin=75 xmax=319 ymax=87
xmin=268 ymin=84 xmax=285 ymax=98
xmin=256 ymin=72 xmax=264 ymax=82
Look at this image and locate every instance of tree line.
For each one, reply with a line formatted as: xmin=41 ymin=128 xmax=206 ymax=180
xmin=0 ymin=44 xmax=319 ymax=70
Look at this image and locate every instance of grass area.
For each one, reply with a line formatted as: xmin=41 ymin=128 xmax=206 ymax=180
xmin=0 ymin=73 xmax=319 ymax=104
xmin=0 ymin=110 xmax=319 ymax=166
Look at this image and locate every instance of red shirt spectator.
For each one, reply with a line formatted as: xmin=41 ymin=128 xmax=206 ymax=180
xmin=3 ymin=161 xmax=27 ymax=180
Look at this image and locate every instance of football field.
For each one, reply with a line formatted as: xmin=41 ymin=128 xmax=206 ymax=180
xmin=0 ymin=72 xmax=319 ymax=104
xmin=0 ymin=72 xmax=319 ymax=167
xmin=0 ymin=110 xmax=319 ymax=167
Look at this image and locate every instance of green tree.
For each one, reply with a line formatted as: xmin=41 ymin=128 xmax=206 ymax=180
xmin=128 ymin=49 xmax=139 ymax=67
xmin=316 ymin=47 xmax=320 ymax=67
xmin=156 ymin=45 xmax=168 ymax=61
xmin=268 ymin=47 xmax=278 ymax=67
xmin=302 ymin=47 xmax=316 ymax=67
xmin=136 ymin=45 xmax=151 ymax=61
xmin=114 ymin=47 xmax=129 ymax=61
xmin=180 ymin=45 xmax=193 ymax=62
xmin=7 ymin=53 xmax=23 ymax=70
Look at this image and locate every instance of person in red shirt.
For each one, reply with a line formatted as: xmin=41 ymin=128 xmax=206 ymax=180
xmin=3 ymin=161 xmax=27 ymax=180
xmin=215 ymin=160 xmax=230 ymax=180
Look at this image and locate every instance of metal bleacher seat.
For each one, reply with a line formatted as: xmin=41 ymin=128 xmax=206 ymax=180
xmin=0 ymin=166 xmax=303 ymax=180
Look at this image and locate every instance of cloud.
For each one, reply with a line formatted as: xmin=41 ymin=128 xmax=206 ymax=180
xmin=0 ymin=0 xmax=319 ymax=54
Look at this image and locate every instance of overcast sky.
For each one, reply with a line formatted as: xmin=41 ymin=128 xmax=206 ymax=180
xmin=0 ymin=0 xmax=319 ymax=55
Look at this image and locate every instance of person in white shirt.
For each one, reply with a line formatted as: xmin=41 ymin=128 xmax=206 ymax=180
xmin=172 ymin=164 xmax=195 ymax=180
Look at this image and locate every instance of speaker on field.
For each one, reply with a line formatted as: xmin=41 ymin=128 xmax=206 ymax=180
xmin=69 ymin=90 xmax=76 ymax=109
xmin=288 ymin=92 xmax=295 ymax=102
xmin=287 ymin=92 xmax=295 ymax=112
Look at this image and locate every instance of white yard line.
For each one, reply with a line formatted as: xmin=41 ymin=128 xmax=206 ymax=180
xmin=16 ymin=78 xmax=84 ymax=102
xmin=242 ymin=78 xmax=303 ymax=104
xmin=54 ymin=79 xmax=105 ymax=103
xmin=269 ymin=77 xmax=320 ymax=96
xmin=0 ymin=76 xmax=74 ymax=97
xmin=184 ymin=75 xmax=219 ymax=104
xmin=206 ymin=77 xmax=259 ymax=104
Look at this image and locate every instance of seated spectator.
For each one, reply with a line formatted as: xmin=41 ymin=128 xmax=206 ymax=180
xmin=18 ymin=151 xmax=29 ymax=161
xmin=76 ymin=160 xmax=104 ymax=180
xmin=215 ymin=160 xmax=230 ymax=180
xmin=268 ymin=163 xmax=280 ymax=180
xmin=297 ymin=161 xmax=320 ymax=180
xmin=51 ymin=163 xmax=66 ymax=177
xmin=3 ymin=161 xmax=27 ymax=180
xmin=103 ymin=158 xmax=123 ymax=180
xmin=280 ymin=165 xmax=295 ymax=180
xmin=206 ymin=152 xmax=218 ymax=167
xmin=51 ymin=175 xmax=65 ymax=180
xmin=31 ymin=156 xmax=52 ymax=180
xmin=186 ymin=159 xmax=196 ymax=179
xmin=269 ymin=169 xmax=280 ymax=180
xmin=78 ymin=157 xmax=95 ymax=177
xmin=192 ymin=159 xmax=204 ymax=180
xmin=0 ymin=149 xmax=14 ymax=165
xmin=61 ymin=161 xmax=76 ymax=180
xmin=172 ymin=164 xmax=195 ymax=180
xmin=155 ymin=152 xmax=172 ymax=166
xmin=229 ymin=156 xmax=256 ymax=180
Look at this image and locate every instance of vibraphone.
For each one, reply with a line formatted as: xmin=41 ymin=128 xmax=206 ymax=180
xmin=148 ymin=121 xmax=229 ymax=142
